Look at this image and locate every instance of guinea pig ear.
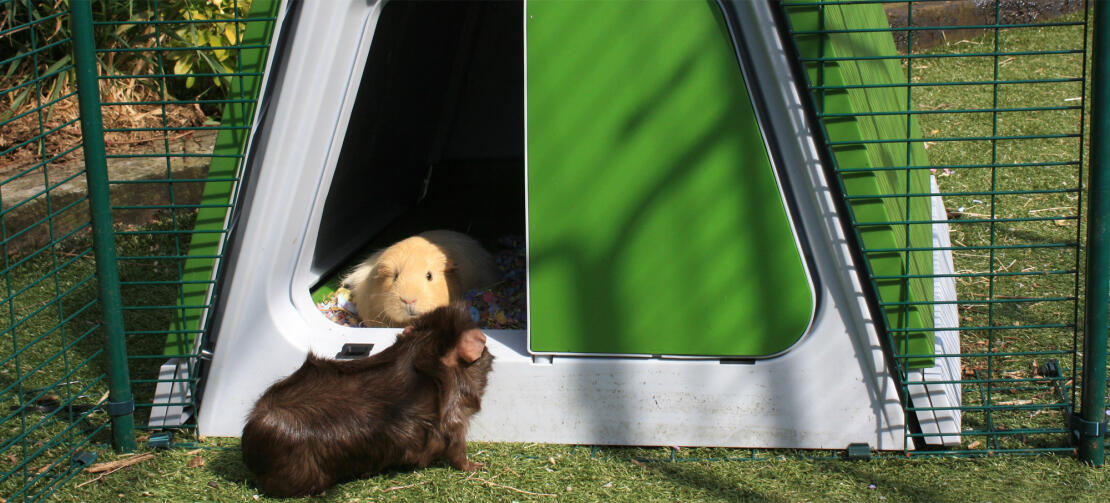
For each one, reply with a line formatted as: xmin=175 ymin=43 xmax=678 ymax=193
xmin=442 ymin=328 xmax=487 ymax=367
xmin=443 ymin=258 xmax=458 ymax=275
xmin=458 ymin=329 xmax=487 ymax=362
xmin=373 ymin=262 xmax=394 ymax=279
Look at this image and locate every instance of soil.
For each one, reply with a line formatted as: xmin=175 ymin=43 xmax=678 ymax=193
xmin=1 ymin=89 xmax=208 ymax=182
xmin=884 ymin=0 xmax=1086 ymax=52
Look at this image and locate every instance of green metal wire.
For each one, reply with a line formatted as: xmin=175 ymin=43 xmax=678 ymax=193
xmin=822 ymin=105 xmax=1083 ymax=117
xmin=778 ymin=0 xmax=1094 ymax=458
xmin=0 ymin=66 xmax=74 ymax=97
xmin=0 ymin=2 xmax=113 ymax=496
xmin=1079 ymin=0 xmax=1110 ymax=467
xmin=827 ymin=133 xmax=1079 ymax=145
xmin=92 ymin=17 xmax=276 ymax=27
xmin=93 ymin=44 xmax=270 ymax=53
xmin=98 ymin=71 xmax=263 ymax=80
xmin=872 ymin=270 xmax=1077 ymax=280
xmin=813 ymin=78 xmax=1083 ymax=90
xmin=0 ymin=0 xmax=276 ymax=498
xmin=71 ymin=0 xmax=136 ymax=455
xmin=838 ymin=160 xmax=1080 ymax=173
xmin=902 ymin=3 xmax=916 ymax=451
xmin=800 ymin=49 xmax=1083 ymax=62
xmin=859 ymin=216 xmax=1078 ymax=226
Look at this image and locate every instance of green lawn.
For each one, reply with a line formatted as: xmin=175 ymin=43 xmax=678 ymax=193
xmin=51 ymin=441 xmax=1110 ymax=502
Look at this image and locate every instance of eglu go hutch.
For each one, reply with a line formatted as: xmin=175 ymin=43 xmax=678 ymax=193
xmin=192 ymin=0 xmax=961 ymax=450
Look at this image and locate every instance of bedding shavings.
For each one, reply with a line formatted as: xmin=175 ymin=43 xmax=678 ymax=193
xmin=317 ymin=287 xmax=361 ymax=327
xmin=463 ymin=235 xmax=526 ymax=329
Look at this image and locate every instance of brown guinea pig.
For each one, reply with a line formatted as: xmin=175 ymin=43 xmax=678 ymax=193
xmin=241 ymin=302 xmax=494 ymax=498
xmin=341 ymin=230 xmax=499 ymax=327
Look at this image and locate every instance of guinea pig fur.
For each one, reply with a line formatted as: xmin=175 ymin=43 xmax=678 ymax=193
xmin=341 ymin=230 xmax=499 ymax=327
xmin=241 ymin=302 xmax=494 ymax=498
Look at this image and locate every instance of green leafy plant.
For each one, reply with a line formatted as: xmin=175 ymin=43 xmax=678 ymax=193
xmin=1 ymin=0 xmax=78 ymax=121
xmin=0 ymin=0 xmax=254 ymax=123
xmin=161 ymin=0 xmax=254 ymax=94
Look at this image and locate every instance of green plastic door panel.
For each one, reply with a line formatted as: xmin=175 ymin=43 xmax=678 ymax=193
xmin=526 ymin=0 xmax=815 ymax=356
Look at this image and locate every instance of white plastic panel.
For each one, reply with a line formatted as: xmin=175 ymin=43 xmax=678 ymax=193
xmin=907 ymin=177 xmax=962 ymax=447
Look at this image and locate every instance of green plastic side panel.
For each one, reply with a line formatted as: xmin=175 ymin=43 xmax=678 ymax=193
xmin=786 ymin=3 xmax=935 ymax=368
xmin=526 ymin=0 xmax=814 ymax=356
xmin=164 ymin=0 xmax=280 ymax=356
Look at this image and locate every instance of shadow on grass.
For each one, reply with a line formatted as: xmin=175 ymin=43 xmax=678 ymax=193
xmin=644 ymin=462 xmax=793 ymax=503
xmin=642 ymin=454 xmax=961 ymax=503
xmin=208 ymin=446 xmax=253 ymax=487
xmin=812 ymin=459 xmax=951 ymax=502
xmin=206 ymin=445 xmax=448 ymax=499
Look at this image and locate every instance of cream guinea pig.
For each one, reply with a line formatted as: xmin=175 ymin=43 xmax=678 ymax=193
xmin=341 ymin=230 xmax=499 ymax=327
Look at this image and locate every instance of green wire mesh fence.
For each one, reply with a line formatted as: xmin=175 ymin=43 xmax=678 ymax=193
xmin=777 ymin=0 xmax=1105 ymax=458
xmin=93 ymin=0 xmax=277 ymax=441
xmin=0 ymin=0 xmax=275 ymax=500
xmin=1 ymin=3 xmax=108 ymax=500
xmin=0 ymin=0 xmax=1108 ymax=500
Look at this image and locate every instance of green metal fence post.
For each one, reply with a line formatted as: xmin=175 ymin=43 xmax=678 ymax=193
xmin=1078 ymin=0 xmax=1110 ymax=467
xmin=70 ymin=0 xmax=137 ymax=453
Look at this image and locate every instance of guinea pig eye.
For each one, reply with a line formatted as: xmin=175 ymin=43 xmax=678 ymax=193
xmin=426 ymin=271 xmax=433 ymax=281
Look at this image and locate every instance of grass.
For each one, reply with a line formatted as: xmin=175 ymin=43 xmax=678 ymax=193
xmin=0 ymin=211 xmax=197 ymax=500
xmin=2 ymin=4 xmax=1109 ymax=503
xmin=45 ymin=441 xmax=1110 ymax=502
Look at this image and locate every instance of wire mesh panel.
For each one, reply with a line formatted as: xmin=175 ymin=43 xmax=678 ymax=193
xmin=0 ymin=1 xmax=275 ymax=500
xmin=0 ymin=2 xmax=108 ymax=500
xmin=90 ymin=0 xmax=276 ymax=439
xmin=778 ymin=0 xmax=1093 ymax=454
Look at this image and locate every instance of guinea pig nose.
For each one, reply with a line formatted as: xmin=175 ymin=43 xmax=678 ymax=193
xmin=401 ymin=297 xmax=417 ymax=306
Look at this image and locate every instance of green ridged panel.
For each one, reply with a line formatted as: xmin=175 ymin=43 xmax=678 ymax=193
xmin=526 ymin=0 xmax=814 ymax=356
xmin=786 ymin=3 xmax=935 ymax=368
xmin=163 ymin=0 xmax=279 ymax=356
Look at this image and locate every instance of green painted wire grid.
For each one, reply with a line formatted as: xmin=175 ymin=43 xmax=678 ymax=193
xmin=0 ymin=0 xmax=277 ymax=500
xmin=778 ymin=0 xmax=1093 ymax=455
xmin=0 ymin=3 xmax=109 ymax=501
xmin=97 ymin=0 xmax=278 ymax=435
